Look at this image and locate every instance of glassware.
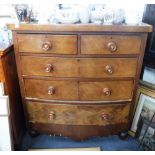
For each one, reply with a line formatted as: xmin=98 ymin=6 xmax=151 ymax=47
xmin=90 ymin=4 xmax=105 ymax=24
xmin=79 ymin=5 xmax=90 ymax=24
xmin=103 ymin=8 xmax=114 ymax=24
xmin=113 ymin=8 xmax=126 ymax=25
xmin=55 ymin=5 xmax=79 ymax=24
xmin=14 ymin=4 xmax=31 ymax=23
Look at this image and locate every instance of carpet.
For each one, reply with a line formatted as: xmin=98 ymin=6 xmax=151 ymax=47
xmin=20 ymin=132 xmax=140 ymax=151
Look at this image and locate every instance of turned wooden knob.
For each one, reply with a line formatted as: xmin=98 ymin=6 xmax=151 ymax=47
xmin=48 ymin=111 xmax=56 ymax=120
xmin=42 ymin=41 xmax=52 ymax=51
xmin=101 ymin=113 xmax=109 ymax=120
xmin=45 ymin=64 xmax=53 ymax=73
xmin=103 ymin=88 xmax=111 ymax=96
xmin=107 ymin=41 xmax=117 ymax=52
xmin=101 ymin=113 xmax=113 ymax=121
xmin=105 ymin=65 xmax=113 ymax=74
xmin=48 ymin=86 xmax=55 ymax=95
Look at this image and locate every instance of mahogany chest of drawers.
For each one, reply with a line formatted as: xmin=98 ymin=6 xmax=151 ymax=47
xmin=8 ymin=24 xmax=152 ymax=140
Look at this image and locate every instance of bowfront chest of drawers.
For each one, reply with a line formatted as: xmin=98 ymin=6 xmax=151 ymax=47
xmin=8 ymin=24 xmax=152 ymax=140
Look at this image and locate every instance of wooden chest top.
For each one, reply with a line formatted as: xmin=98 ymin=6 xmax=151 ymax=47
xmin=7 ymin=23 xmax=152 ymax=32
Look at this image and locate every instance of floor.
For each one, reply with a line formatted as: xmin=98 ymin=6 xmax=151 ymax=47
xmin=19 ymin=133 xmax=141 ymax=151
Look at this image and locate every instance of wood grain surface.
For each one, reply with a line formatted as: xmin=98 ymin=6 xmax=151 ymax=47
xmin=79 ymin=80 xmax=133 ymax=101
xmin=26 ymin=101 xmax=130 ymax=126
xmin=24 ymin=79 xmax=133 ymax=101
xmin=24 ymin=79 xmax=79 ymax=100
xmin=21 ymin=56 xmax=137 ymax=78
xmin=7 ymin=23 xmax=152 ymax=32
xmin=81 ymin=35 xmax=141 ymax=54
xmin=17 ymin=34 xmax=77 ymax=54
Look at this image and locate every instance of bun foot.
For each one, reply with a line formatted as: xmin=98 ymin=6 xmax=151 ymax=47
xmin=29 ymin=130 xmax=39 ymax=137
xmin=118 ymin=131 xmax=129 ymax=140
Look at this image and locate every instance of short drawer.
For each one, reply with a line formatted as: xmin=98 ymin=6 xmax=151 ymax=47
xmin=79 ymin=80 xmax=133 ymax=101
xmin=21 ymin=56 xmax=137 ymax=78
xmin=26 ymin=101 xmax=130 ymax=126
xmin=24 ymin=79 xmax=78 ymax=100
xmin=81 ymin=35 xmax=141 ymax=55
xmin=17 ymin=34 xmax=77 ymax=54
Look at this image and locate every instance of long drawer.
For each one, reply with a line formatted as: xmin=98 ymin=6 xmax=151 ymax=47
xmin=26 ymin=101 xmax=130 ymax=126
xmin=81 ymin=35 xmax=141 ymax=55
xmin=21 ymin=56 xmax=137 ymax=78
xmin=24 ymin=79 xmax=133 ymax=101
xmin=17 ymin=34 xmax=77 ymax=54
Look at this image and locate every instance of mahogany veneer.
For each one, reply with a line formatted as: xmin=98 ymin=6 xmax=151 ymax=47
xmin=17 ymin=34 xmax=77 ymax=54
xmin=21 ymin=57 xmax=137 ymax=78
xmin=8 ymin=23 xmax=152 ymax=140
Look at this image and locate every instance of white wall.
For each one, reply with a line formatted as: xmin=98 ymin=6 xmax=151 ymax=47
xmin=0 ymin=96 xmax=12 ymax=151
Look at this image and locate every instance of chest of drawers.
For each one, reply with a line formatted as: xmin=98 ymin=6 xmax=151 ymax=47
xmin=8 ymin=24 xmax=152 ymax=140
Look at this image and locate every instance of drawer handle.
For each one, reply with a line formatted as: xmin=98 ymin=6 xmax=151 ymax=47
xmin=42 ymin=41 xmax=52 ymax=51
xmin=105 ymin=65 xmax=113 ymax=74
xmin=103 ymin=88 xmax=111 ymax=96
xmin=101 ymin=113 xmax=113 ymax=121
xmin=45 ymin=64 xmax=53 ymax=73
xmin=48 ymin=86 xmax=55 ymax=95
xmin=107 ymin=41 xmax=117 ymax=52
xmin=48 ymin=111 xmax=56 ymax=120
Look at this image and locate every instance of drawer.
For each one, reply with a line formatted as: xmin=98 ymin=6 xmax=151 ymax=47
xmin=79 ymin=58 xmax=137 ymax=78
xmin=79 ymin=80 xmax=133 ymax=101
xmin=24 ymin=79 xmax=133 ymax=101
xmin=24 ymin=79 xmax=78 ymax=100
xmin=26 ymin=101 xmax=130 ymax=126
xmin=17 ymin=34 xmax=77 ymax=54
xmin=21 ymin=56 xmax=79 ymax=77
xmin=81 ymin=35 xmax=141 ymax=55
xmin=21 ymin=56 xmax=137 ymax=78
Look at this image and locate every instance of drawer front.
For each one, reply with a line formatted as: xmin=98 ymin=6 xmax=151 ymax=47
xmin=21 ymin=56 xmax=137 ymax=78
xmin=79 ymin=80 xmax=133 ymax=101
xmin=24 ymin=79 xmax=78 ymax=100
xmin=17 ymin=34 xmax=77 ymax=54
xmin=24 ymin=79 xmax=133 ymax=101
xmin=21 ymin=56 xmax=79 ymax=77
xmin=79 ymin=58 xmax=137 ymax=78
xmin=81 ymin=35 xmax=141 ymax=55
xmin=26 ymin=101 xmax=130 ymax=125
